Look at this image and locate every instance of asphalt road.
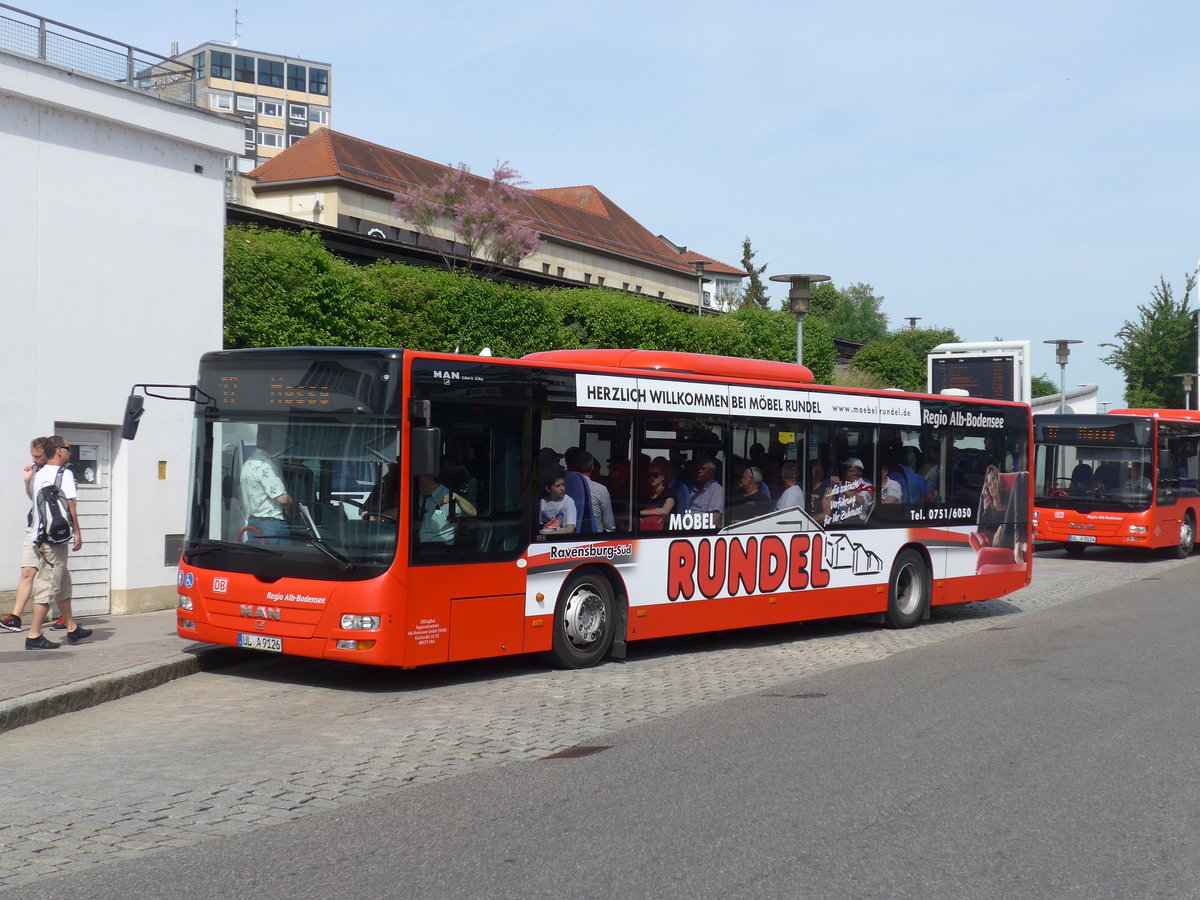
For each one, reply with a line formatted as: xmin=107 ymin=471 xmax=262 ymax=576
xmin=4 ymin=549 xmax=1199 ymax=898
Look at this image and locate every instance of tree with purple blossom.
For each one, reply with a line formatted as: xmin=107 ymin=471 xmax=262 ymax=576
xmin=393 ymin=161 xmax=543 ymax=272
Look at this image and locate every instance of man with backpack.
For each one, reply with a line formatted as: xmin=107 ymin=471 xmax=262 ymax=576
xmin=25 ymin=435 xmax=89 ymax=650
xmin=0 ymin=436 xmax=49 ymax=633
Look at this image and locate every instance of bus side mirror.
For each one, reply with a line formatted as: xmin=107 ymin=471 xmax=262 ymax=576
xmin=121 ymin=395 xmax=145 ymax=441
xmin=411 ymin=426 xmax=441 ymax=476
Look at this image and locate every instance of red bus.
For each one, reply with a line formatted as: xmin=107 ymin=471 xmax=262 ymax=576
xmin=1033 ymin=409 xmax=1200 ymax=557
xmin=136 ymin=347 xmax=1032 ymax=668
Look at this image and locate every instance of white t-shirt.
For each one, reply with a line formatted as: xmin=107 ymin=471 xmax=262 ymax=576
xmin=540 ymin=496 xmax=577 ymax=532
xmin=775 ymin=483 xmax=804 ymax=510
xmin=880 ymin=476 xmax=903 ymax=504
xmin=30 ymin=464 xmax=77 ymax=545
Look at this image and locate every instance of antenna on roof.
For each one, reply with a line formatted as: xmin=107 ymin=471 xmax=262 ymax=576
xmin=232 ymin=7 xmax=241 ymax=47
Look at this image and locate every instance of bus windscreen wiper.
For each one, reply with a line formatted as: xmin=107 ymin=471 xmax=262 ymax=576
xmin=296 ymin=504 xmax=354 ymax=573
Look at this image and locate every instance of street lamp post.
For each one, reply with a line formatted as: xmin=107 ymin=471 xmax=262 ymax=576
xmin=905 ymin=317 xmax=921 ymax=330
xmin=1044 ymin=339 xmax=1082 ymax=414
xmin=770 ymin=273 xmax=831 ymax=365
xmin=693 ymin=259 xmax=708 ymax=317
xmin=1099 ymin=401 xmax=1112 ymax=413
xmin=1174 ymin=373 xmax=1197 ymax=409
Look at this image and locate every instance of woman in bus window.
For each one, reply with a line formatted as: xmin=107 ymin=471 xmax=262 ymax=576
xmin=639 ymin=460 xmax=676 ymax=531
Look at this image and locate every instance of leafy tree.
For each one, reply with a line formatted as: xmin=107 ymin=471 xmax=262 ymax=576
xmin=392 ymin=161 xmax=542 ymax=271
xmin=737 ymin=236 xmax=770 ymax=310
xmin=1030 ymin=373 xmax=1057 ymax=399
xmin=806 ymin=281 xmax=889 ymax=343
xmin=1101 ymin=274 xmax=1198 ymax=408
xmin=849 ymin=326 xmax=960 ymax=392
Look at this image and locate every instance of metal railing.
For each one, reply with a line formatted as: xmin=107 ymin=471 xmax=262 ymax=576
xmin=0 ymin=2 xmax=194 ymax=106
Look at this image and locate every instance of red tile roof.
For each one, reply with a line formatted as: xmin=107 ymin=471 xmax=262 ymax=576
xmin=249 ymin=130 xmax=746 ymax=278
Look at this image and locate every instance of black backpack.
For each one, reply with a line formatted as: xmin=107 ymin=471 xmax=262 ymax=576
xmin=36 ymin=468 xmax=73 ymax=545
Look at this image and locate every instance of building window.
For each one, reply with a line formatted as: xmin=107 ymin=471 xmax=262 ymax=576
xmin=635 ymin=286 xmax=643 ymax=293
xmin=309 ymin=67 xmax=329 ymax=95
xmin=236 ymin=95 xmax=255 ymax=114
xmin=258 ymin=59 xmax=284 ymax=88
xmin=287 ymin=64 xmax=306 ymax=91
xmin=193 ymin=52 xmax=206 ymax=80
xmin=622 ymin=282 xmax=630 ymax=291
xmin=597 ymin=276 xmax=605 ymax=287
xmin=289 ymin=134 xmax=305 ymax=146
xmin=584 ymin=273 xmax=592 ymax=284
xmin=307 ymin=108 xmax=329 ymax=126
xmin=257 ymin=100 xmax=283 ymax=118
xmin=234 ymin=55 xmax=255 ymax=83
xmin=289 ymin=104 xmax=307 ymax=122
xmin=244 ymin=127 xmax=255 ymax=144
xmin=257 ymin=131 xmax=285 ymax=148
xmin=657 ymin=291 xmax=665 ymax=299
xmin=235 ymin=156 xmax=255 ymax=173
xmin=210 ymin=51 xmax=231 ymax=80
xmin=556 ymin=267 xmax=565 ymax=278
xmin=209 ymin=93 xmax=233 ymax=111
xmin=542 ymin=263 xmax=551 ymax=274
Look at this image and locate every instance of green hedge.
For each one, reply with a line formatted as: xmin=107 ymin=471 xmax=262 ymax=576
xmin=224 ymin=224 xmax=838 ymax=381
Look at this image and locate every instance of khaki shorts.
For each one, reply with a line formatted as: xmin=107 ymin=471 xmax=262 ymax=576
xmin=32 ymin=542 xmax=71 ymax=605
xmin=20 ymin=529 xmax=38 ymax=569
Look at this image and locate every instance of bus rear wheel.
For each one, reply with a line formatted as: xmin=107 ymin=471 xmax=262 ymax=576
xmin=1063 ymin=542 xmax=1087 ymax=556
xmin=885 ymin=549 xmax=928 ymax=629
xmin=548 ymin=572 xmax=616 ymax=669
xmin=1173 ymin=514 xmax=1195 ymax=559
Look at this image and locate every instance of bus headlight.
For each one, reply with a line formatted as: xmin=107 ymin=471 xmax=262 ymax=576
xmin=177 ymin=595 xmax=193 ymax=611
xmin=340 ymin=614 xmax=381 ymax=631
xmin=1128 ymin=526 xmax=1148 ymax=534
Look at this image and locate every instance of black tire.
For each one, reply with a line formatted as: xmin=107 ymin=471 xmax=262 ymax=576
xmin=548 ymin=571 xmax=616 ymax=669
xmin=1173 ymin=514 xmax=1195 ymax=559
xmin=1063 ymin=542 xmax=1087 ymax=556
xmin=885 ymin=548 xmax=929 ymax=628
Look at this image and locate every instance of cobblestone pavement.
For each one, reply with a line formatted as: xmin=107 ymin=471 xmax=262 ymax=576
xmin=0 ymin=548 xmax=1188 ymax=890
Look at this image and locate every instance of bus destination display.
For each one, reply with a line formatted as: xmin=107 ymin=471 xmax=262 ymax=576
xmin=930 ymin=355 xmax=1015 ymax=401
xmin=217 ymin=374 xmax=332 ymax=406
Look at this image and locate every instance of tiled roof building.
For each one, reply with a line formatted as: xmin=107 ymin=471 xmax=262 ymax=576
xmin=243 ymin=129 xmax=745 ymax=310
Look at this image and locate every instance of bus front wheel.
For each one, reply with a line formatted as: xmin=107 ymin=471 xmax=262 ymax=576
xmin=885 ymin=549 xmax=928 ymax=628
xmin=1174 ymin=514 xmax=1195 ymax=559
xmin=1063 ymin=542 xmax=1087 ymax=556
xmin=549 ymin=572 xmax=616 ymax=669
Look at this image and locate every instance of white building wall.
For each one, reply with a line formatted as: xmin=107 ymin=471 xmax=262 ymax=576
xmin=0 ymin=50 xmax=243 ymax=612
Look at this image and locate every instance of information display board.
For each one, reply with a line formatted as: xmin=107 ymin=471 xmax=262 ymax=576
xmin=929 ymin=353 xmax=1018 ymax=401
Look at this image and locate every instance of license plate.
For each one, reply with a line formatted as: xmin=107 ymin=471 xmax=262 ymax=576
xmin=1068 ymin=535 xmax=1097 ymax=543
xmin=238 ymin=633 xmax=282 ymax=652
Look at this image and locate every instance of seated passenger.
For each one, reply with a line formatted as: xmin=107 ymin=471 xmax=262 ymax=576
xmin=729 ymin=466 xmax=771 ymax=522
xmin=416 ymin=473 xmax=455 ymax=546
xmin=1070 ymin=462 xmax=1093 ymax=497
xmin=688 ymin=457 xmax=723 ymax=527
xmin=880 ymin=462 xmax=903 ymax=505
xmin=539 ymin=467 xmax=577 ymax=535
xmin=639 ymin=460 xmax=677 ymax=531
xmin=775 ymin=462 xmax=804 ymax=511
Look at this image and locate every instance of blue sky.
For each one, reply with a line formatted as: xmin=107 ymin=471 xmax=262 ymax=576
xmin=30 ymin=0 xmax=1200 ymax=404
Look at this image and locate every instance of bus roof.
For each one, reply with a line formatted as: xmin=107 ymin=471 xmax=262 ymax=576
xmin=522 ymin=349 xmax=816 ymax=384
xmin=1108 ymin=408 xmax=1200 ymax=422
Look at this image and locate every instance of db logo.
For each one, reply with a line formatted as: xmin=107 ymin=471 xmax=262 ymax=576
xmin=212 ymin=578 xmax=229 ymax=593
xmin=1054 ymin=511 xmax=1065 ymax=519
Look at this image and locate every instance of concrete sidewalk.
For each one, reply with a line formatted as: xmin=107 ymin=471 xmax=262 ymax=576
xmin=0 ymin=609 xmax=235 ymax=734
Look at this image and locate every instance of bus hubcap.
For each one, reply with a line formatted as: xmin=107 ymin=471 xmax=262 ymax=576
xmin=564 ymin=586 xmax=605 ymax=647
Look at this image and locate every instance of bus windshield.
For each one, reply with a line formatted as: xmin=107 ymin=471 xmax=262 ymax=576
xmin=1034 ymin=437 xmax=1153 ymax=510
xmin=186 ymin=417 xmax=400 ymax=579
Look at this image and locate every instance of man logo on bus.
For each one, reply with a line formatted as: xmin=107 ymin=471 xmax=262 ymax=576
xmin=667 ymin=534 xmax=831 ymax=602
